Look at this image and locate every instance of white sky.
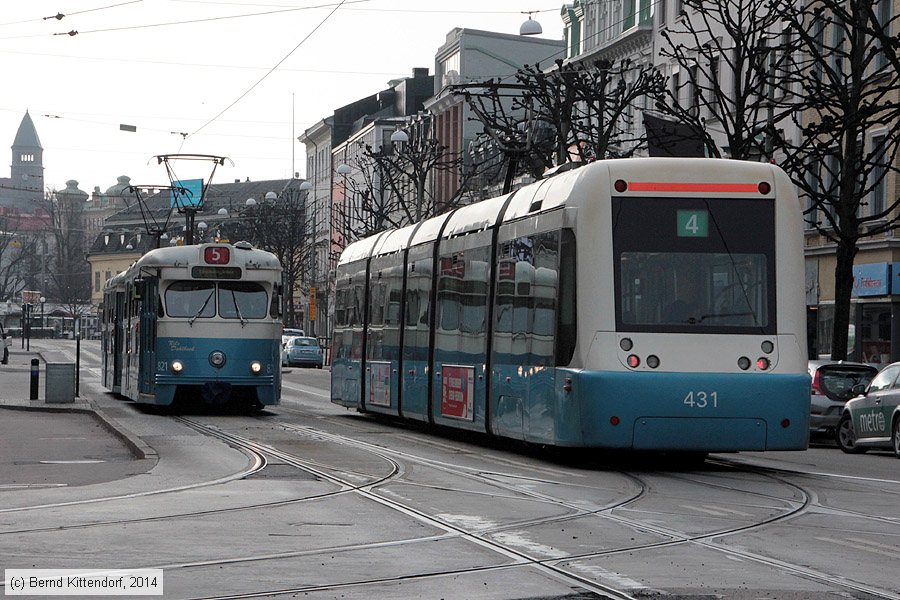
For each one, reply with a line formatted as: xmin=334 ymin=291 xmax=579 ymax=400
xmin=0 ymin=0 xmax=563 ymax=194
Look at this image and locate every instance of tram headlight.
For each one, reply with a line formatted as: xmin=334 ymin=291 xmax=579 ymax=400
xmin=250 ymin=361 xmax=262 ymax=374
xmin=171 ymin=360 xmax=184 ymax=373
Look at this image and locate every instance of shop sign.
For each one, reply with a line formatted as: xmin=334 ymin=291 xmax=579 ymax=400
xmin=852 ymin=263 xmax=889 ymax=297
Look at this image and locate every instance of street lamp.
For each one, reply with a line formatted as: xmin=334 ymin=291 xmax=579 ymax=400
xmin=519 ymin=11 xmax=543 ymax=35
xmin=39 ymin=296 xmax=45 ymax=337
xmin=390 ymin=128 xmax=409 ymax=144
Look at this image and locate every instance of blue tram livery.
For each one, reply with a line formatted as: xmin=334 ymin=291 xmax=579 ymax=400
xmin=101 ymin=242 xmax=283 ymax=409
xmin=331 ymin=158 xmax=810 ymax=453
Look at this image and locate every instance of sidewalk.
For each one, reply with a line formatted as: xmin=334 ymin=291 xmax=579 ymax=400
xmin=0 ymin=342 xmax=251 ymax=503
xmin=0 ymin=345 xmax=155 ymax=489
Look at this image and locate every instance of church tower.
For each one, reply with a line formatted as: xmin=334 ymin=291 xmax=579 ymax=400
xmin=11 ymin=110 xmax=43 ymax=193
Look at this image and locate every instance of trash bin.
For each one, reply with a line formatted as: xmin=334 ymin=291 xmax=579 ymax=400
xmin=45 ymin=362 xmax=76 ymax=403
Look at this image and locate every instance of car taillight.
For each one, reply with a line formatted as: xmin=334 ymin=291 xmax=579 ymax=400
xmin=811 ymin=370 xmax=824 ymax=395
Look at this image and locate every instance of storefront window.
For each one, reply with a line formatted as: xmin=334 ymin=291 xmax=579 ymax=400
xmin=860 ymin=304 xmax=891 ymax=364
xmin=816 ymin=304 xmax=861 ymax=360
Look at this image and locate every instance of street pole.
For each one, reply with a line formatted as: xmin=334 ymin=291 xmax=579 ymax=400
xmin=75 ymin=316 xmax=81 ymax=397
xmin=25 ymin=303 xmax=30 ymax=352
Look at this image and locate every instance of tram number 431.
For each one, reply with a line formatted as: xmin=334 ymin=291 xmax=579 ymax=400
xmin=683 ymin=391 xmax=718 ymax=408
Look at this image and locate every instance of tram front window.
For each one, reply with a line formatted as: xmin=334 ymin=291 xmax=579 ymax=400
xmin=619 ymin=252 xmax=768 ymax=330
xmin=166 ymin=281 xmax=216 ymax=318
xmin=612 ymin=196 xmax=775 ymax=334
xmin=219 ymin=281 xmax=268 ymax=319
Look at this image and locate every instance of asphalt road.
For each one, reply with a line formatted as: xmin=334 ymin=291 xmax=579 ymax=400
xmin=0 ymin=339 xmax=898 ymax=600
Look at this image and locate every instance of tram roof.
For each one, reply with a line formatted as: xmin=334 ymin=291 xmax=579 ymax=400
xmin=104 ymin=242 xmax=280 ymax=290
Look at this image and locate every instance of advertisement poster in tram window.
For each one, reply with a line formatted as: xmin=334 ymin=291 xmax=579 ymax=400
xmin=369 ymin=362 xmax=391 ymax=407
xmin=441 ymin=365 xmax=475 ymax=421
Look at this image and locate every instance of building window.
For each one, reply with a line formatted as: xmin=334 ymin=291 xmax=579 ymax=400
xmin=95 ymin=271 xmax=101 ymax=293
xmin=440 ymin=51 xmax=460 ymax=87
xmin=870 ymin=132 xmax=888 ymax=217
xmin=876 ymin=0 xmax=892 ymax=70
xmin=624 ymin=0 xmax=636 ymax=29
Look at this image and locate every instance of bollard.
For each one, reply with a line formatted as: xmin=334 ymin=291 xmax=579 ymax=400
xmin=30 ymin=358 xmax=39 ymax=400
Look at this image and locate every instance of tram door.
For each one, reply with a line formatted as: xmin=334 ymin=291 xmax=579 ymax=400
xmin=138 ymin=277 xmax=158 ymax=395
xmin=112 ymin=291 xmax=126 ymax=393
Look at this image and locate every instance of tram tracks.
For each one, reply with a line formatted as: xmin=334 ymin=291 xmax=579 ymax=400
xmin=270 ymin=418 xmax=900 ymax=600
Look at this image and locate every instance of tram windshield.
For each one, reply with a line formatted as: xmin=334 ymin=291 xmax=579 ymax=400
xmin=165 ymin=280 xmax=268 ymax=319
xmin=613 ymin=196 xmax=775 ymax=334
xmin=619 ymin=252 xmax=768 ymax=329
xmin=219 ymin=282 xmax=268 ymax=320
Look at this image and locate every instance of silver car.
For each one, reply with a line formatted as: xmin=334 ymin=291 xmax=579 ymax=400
xmin=808 ymin=360 xmax=877 ymax=437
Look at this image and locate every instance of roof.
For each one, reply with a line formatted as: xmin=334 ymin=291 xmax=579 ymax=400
xmin=104 ymin=178 xmax=306 ymax=227
xmin=12 ymin=111 xmax=42 ymax=149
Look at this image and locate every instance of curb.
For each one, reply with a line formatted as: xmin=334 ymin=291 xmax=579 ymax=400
xmin=0 ymin=401 xmax=158 ymax=462
xmin=87 ymin=399 xmax=159 ymax=461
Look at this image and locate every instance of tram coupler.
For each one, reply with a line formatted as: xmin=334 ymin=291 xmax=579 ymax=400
xmin=29 ymin=358 xmax=39 ymax=400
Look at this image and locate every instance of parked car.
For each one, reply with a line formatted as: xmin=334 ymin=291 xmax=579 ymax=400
xmin=836 ymin=361 xmax=900 ymax=457
xmin=283 ymin=328 xmax=305 ymax=338
xmin=808 ymin=360 xmax=878 ymax=437
xmin=281 ymin=336 xmax=323 ymax=368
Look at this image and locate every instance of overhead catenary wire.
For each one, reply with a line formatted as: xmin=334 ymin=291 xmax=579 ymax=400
xmin=189 ymin=0 xmax=350 ymax=138
xmin=0 ymin=0 xmax=143 ymax=28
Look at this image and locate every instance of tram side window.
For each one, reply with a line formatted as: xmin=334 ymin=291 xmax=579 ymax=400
xmin=367 ymin=277 xmax=385 ymax=361
xmin=219 ymin=281 xmax=268 ymax=319
xmin=556 ymin=229 xmax=576 ymax=366
xmin=403 ymin=257 xmax=431 ymax=363
xmin=333 ymin=282 xmax=350 ymax=360
xmin=165 ymin=281 xmax=216 ymax=318
xmin=532 ymin=231 xmax=560 ymax=366
xmin=436 ymin=246 xmax=490 ymax=356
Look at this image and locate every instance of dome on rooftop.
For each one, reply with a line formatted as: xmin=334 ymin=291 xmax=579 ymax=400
xmin=105 ymin=175 xmax=132 ymax=196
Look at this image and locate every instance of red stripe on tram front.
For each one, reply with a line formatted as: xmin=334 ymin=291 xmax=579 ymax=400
xmin=626 ymin=182 xmax=760 ymax=193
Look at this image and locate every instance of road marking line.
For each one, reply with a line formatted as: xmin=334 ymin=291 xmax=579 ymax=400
xmin=39 ymin=460 xmax=106 ymax=464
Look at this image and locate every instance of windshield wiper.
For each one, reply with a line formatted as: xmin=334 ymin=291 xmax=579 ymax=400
xmin=189 ymin=290 xmax=214 ymax=327
xmin=230 ymin=290 xmax=247 ymax=327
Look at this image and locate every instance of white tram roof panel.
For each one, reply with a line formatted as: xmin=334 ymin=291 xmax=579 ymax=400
xmin=441 ymin=193 xmax=510 ymax=238
xmin=339 ymin=231 xmax=390 ymax=266
xmin=370 ymin=223 xmax=419 ymax=257
xmin=603 ymin=157 xmax=778 ymax=195
xmin=133 ymin=242 xmax=280 ymax=270
xmin=502 ymin=167 xmax=582 ymax=221
xmin=407 ymin=211 xmax=453 ymax=248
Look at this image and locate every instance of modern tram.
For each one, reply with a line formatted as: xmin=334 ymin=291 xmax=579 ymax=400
xmin=101 ymin=242 xmax=283 ymax=409
xmin=331 ymin=158 xmax=810 ymax=453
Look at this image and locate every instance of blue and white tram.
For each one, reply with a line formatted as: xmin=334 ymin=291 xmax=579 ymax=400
xmin=332 ymin=158 xmax=810 ymax=452
xmin=101 ymin=242 xmax=283 ymax=408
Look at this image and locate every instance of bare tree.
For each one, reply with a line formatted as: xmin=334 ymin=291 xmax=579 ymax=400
xmin=0 ymin=212 xmax=40 ymax=302
xmin=775 ymin=0 xmax=900 ymax=360
xmin=223 ymin=183 xmax=309 ymax=328
xmin=655 ymin=0 xmax=796 ymax=160
xmin=454 ymin=59 xmax=665 ymax=191
xmin=336 ymin=115 xmax=476 ymax=243
xmin=40 ymin=190 xmax=91 ymax=307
